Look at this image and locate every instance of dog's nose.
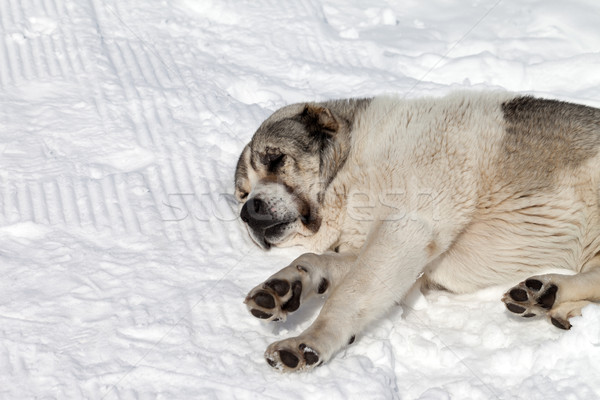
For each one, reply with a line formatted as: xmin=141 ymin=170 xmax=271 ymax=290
xmin=240 ymin=197 xmax=276 ymax=228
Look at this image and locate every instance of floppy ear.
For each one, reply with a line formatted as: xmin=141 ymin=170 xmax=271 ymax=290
xmin=301 ymin=104 xmax=339 ymax=135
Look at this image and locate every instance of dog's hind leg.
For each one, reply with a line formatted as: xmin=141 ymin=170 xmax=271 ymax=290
xmin=502 ymin=263 xmax=600 ymax=329
xmin=262 ymin=218 xmax=438 ymax=371
xmin=245 ymin=251 xmax=357 ymax=322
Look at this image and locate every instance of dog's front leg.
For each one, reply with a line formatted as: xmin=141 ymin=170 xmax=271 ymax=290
xmin=265 ymin=218 xmax=437 ymax=372
xmin=245 ymin=251 xmax=357 ymax=322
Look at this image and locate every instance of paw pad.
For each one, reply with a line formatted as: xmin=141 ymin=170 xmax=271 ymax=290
xmin=317 ymin=278 xmax=329 ymax=294
xmin=537 ymin=285 xmax=557 ymax=309
xmin=502 ymin=279 xmax=559 ymax=320
xmin=509 ymin=288 xmax=527 ymax=302
xmin=265 ymin=342 xmax=321 ymax=371
xmin=265 ymin=279 xmax=290 ymax=296
xmin=299 ymin=343 xmax=320 ymax=365
xmin=278 ymin=349 xmax=299 ymax=368
xmin=253 ymin=292 xmax=275 ymax=309
xmin=506 ymin=303 xmax=526 ymax=314
xmin=550 ymin=316 xmax=571 ymax=330
xmin=250 ymin=309 xmax=273 ymax=319
xmin=525 ymin=279 xmax=543 ymax=291
xmin=281 ymin=280 xmax=302 ymax=312
xmin=246 ymin=277 xmax=304 ymax=322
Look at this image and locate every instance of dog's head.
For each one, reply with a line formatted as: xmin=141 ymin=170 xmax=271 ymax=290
xmin=234 ymin=100 xmax=364 ymax=249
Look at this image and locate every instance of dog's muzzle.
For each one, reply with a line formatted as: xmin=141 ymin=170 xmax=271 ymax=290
xmin=240 ymin=197 xmax=295 ymax=249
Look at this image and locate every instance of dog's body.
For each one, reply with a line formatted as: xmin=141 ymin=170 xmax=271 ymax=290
xmin=235 ymin=91 xmax=600 ymax=371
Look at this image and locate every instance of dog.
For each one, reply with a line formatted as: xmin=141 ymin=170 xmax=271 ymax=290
xmin=234 ymin=91 xmax=600 ymax=372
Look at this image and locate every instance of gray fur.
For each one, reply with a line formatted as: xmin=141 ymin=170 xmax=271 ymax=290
xmin=248 ymin=98 xmax=372 ymax=192
xmin=234 ymin=98 xmax=371 ymax=247
xmin=234 ymin=145 xmax=250 ymax=199
xmin=500 ymin=96 xmax=600 ymax=189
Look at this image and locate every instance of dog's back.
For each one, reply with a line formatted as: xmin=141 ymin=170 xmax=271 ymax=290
xmin=343 ymin=92 xmax=600 ymax=328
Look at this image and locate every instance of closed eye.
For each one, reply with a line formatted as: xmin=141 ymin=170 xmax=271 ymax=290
xmin=236 ymin=189 xmax=249 ymax=201
xmin=267 ymin=153 xmax=286 ymax=172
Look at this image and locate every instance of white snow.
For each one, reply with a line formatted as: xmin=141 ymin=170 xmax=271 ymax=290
xmin=1 ymin=0 xmax=599 ymax=398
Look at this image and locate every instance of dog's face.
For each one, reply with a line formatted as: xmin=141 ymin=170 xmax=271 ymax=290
xmin=234 ymin=102 xmax=351 ymax=249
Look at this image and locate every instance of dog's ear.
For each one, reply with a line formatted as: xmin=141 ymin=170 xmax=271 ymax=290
xmin=301 ymin=104 xmax=339 ymax=135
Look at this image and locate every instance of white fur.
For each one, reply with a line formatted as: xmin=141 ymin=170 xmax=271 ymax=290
xmin=242 ymin=91 xmax=600 ymax=371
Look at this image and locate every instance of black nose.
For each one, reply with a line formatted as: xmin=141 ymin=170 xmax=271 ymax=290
xmin=240 ymin=197 xmax=276 ymax=229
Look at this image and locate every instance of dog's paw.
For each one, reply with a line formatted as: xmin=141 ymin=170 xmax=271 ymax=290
xmin=264 ymin=338 xmax=322 ymax=372
xmin=244 ymin=277 xmax=303 ymax=322
xmin=245 ymin=253 xmax=331 ymax=322
xmin=502 ymin=278 xmax=558 ymax=319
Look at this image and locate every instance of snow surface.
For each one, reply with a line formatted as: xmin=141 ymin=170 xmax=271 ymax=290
xmin=1 ymin=0 xmax=600 ymax=398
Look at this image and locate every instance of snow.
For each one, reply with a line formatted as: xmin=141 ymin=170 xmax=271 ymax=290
xmin=1 ymin=0 xmax=599 ymax=398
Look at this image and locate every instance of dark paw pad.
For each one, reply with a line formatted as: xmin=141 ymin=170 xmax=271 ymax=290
xmin=502 ymin=278 xmax=561 ymax=321
xmin=525 ymin=279 xmax=543 ymax=291
xmin=266 ymin=357 xmax=277 ymax=368
xmin=265 ymin=279 xmax=290 ymax=297
xmin=317 ymin=278 xmax=329 ymax=294
xmin=299 ymin=343 xmax=320 ymax=365
xmin=251 ymin=309 xmax=273 ymax=319
xmin=506 ymin=303 xmax=526 ymax=314
xmin=267 ymin=344 xmax=320 ymax=371
xmin=282 ymin=281 xmax=302 ymax=312
xmin=278 ymin=350 xmax=299 ymax=368
xmin=550 ymin=316 xmax=571 ymax=330
xmin=509 ymin=288 xmax=528 ymax=302
xmin=537 ymin=285 xmax=558 ymax=309
xmin=253 ymin=292 xmax=275 ymax=309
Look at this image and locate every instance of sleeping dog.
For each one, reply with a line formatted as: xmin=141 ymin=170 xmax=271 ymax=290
xmin=234 ymin=91 xmax=600 ymax=371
